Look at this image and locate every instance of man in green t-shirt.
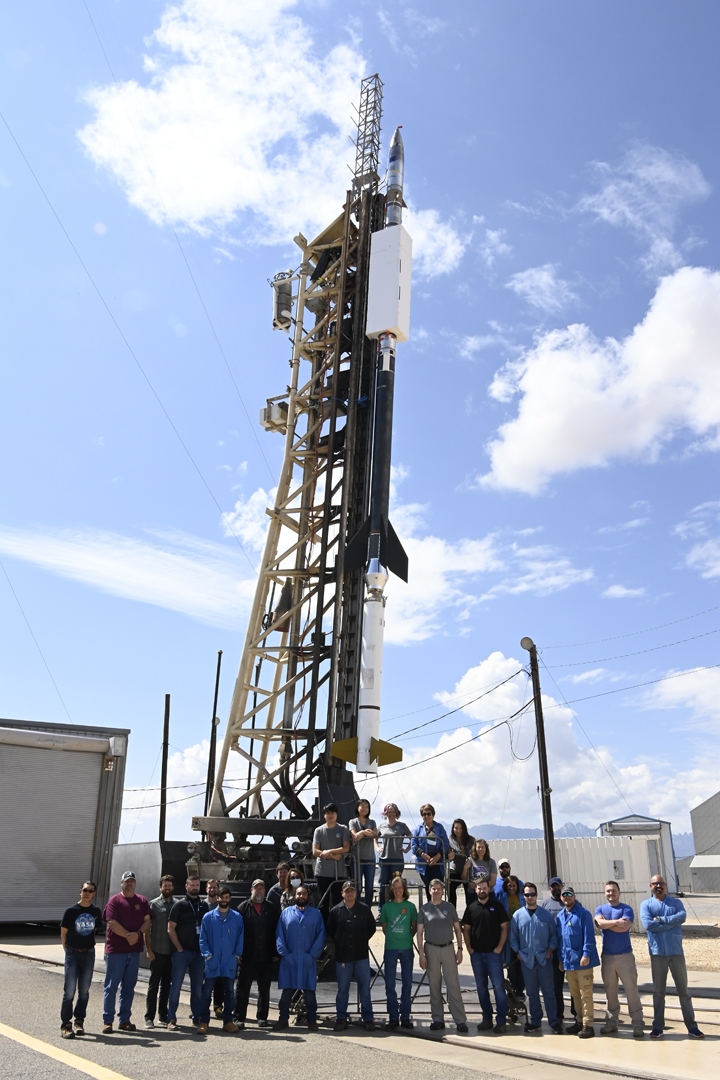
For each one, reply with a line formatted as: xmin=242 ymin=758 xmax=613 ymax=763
xmin=379 ymin=875 xmax=417 ymax=1029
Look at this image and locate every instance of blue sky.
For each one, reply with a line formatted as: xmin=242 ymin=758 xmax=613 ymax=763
xmin=2 ymin=0 xmax=720 ymax=842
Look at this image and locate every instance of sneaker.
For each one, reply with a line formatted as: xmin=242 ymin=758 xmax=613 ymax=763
xmin=688 ymin=1027 xmax=705 ymax=1039
xmin=214 ymin=1006 xmax=224 ymax=1018
xmin=61 ymin=1024 xmax=75 ymax=1039
xmin=118 ymin=1022 xmax=136 ymax=1032
xmin=167 ymin=1021 xmax=179 ymax=1031
xmin=334 ymin=1018 xmax=349 ymax=1031
xmin=233 ymin=1022 xmax=246 ymax=1030
xmin=551 ymin=1023 xmax=564 ymax=1034
xmin=197 ymin=1022 xmax=209 ymax=1034
xmin=307 ymin=1021 xmax=319 ymax=1032
xmin=633 ymin=1028 xmax=645 ymax=1039
xmin=74 ymin=1021 xmax=85 ymax=1036
xmin=650 ymin=1028 xmax=664 ymax=1039
xmin=600 ymin=1022 xmax=617 ymax=1034
xmin=257 ymin=1019 xmax=271 ymax=1028
xmin=191 ymin=1018 xmax=199 ymax=1027
xmin=400 ymin=1019 xmax=414 ymax=1029
xmin=494 ymin=1024 xmax=507 ymax=1034
xmin=362 ymin=1021 xmax=376 ymax=1032
xmin=524 ymin=1022 xmax=541 ymax=1032
xmin=578 ymin=1026 xmax=595 ymax=1039
xmin=156 ymin=1020 xmax=168 ymax=1028
xmin=429 ymin=1021 xmax=445 ymax=1031
xmin=102 ymin=1024 xmax=113 ymax=1034
xmin=144 ymin=1019 xmax=154 ymax=1029
xmin=566 ymin=1021 xmax=582 ymax=1035
xmin=385 ymin=1020 xmax=399 ymax=1030
xmin=273 ymin=1019 xmax=289 ymax=1030
xmin=477 ymin=1020 xmax=494 ymax=1031
xmin=456 ymin=1023 xmax=469 ymax=1033
xmin=223 ymin=1022 xmax=239 ymax=1033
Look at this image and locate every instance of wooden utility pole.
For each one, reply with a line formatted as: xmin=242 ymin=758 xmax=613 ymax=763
xmin=521 ymin=638 xmax=558 ymax=883
xmin=204 ymin=651 xmax=223 ymax=829
xmin=159 ymin=694 xmax=170 ymax=842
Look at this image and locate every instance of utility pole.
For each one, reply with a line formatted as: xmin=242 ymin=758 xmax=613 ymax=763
xmin=159 ymin=694 xmax=170 ymax=843
xmin=203 ymin=651 xmax=223 ymax=832
xmin=521 ymin=638 xmax=557 ymax=883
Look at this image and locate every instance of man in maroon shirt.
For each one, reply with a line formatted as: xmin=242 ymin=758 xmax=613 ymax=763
xmin=102 ymin=871 xmax=151 ymax=1033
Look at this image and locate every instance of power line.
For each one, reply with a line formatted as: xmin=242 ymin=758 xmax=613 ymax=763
xmin=381 ymin=671 xmax=526 ymax=725
xmin=543 ymin=663 xmax=720 ymax=710
xmin=391 ymin=668 xmax=526 ymax=740
xmin=81 ymin=0 xmax=275 ymax=483
xmin=546 ymin=625 xmax=720 ymax=668
xmin=0 ymin=110 xmax=256 ymax=573
xmin=0 ymin=557 xmax=73 ymax=722
xmin=540 ymin=604 xmax=720 ymax=650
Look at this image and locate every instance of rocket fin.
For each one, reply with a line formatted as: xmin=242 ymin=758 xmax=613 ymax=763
xmin=344 ymin=517 xmax=370 ymax=573
xmin=386 ymin=520 xmax=409 ymax=582
xmin=330 ymin=736 xmax=359 ymax=764
xmin=369 ymin=737 xmax=403 ymax=766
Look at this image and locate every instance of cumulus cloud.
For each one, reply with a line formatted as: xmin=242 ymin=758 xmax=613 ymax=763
xmin=602 ymin=585 xmax=645 ymax=599
xmin=480 ymin=266 xmax=720 ymax=493
xmin=480 ymin=228 xmax=512 ymax=269
xmin=505 ymin=264 xmax=578 ymax=314
xmin=78 ymin=0 xmax=464 ymax=275
xmin=223 ymin=485 xmax=276 ymax=550
xmin=577 ymin=143 xmax=710 ymax=273
xmin=0 ymin=526 xmax=256 ymax=629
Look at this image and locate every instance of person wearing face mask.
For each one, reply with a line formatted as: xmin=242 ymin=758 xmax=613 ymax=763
xmin=197 ymin=886 xmax=244 ymax=1034
xmin=274 ymin=885 xmax=326 ymax=1031
xmin=281 ymin=867 xmax=317 ymax=909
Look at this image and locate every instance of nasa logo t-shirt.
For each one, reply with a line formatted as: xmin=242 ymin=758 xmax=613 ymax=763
xmin=61 ymin=902 xmax=102 ymax=950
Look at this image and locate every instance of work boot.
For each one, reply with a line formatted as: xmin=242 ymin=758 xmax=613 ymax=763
xmin=600 ymin=1021 xmax=617 ymax=1034
xmin=61 ymin=1024 xmax=75 ymax=1039
xmin=578 ymin=1026 xmax=595 ymax=1039
xmin=566 ymin=1021 xmax=582 ymax=1035
xmin=223 ymin=1022 xmax=239 ymax=1033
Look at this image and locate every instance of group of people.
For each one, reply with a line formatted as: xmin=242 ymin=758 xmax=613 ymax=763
xmin=58 ymin=799 xmax=705 ymax=1044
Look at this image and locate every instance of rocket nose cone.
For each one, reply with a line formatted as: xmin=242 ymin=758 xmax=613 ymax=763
xmin=390 ymin=125 xmax=404 ymax=150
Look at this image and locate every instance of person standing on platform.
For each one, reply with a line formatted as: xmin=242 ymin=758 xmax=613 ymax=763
xmin=102 ymin=871 xmax=151 ymax=1034
xmin=510 ymin=883 xmax=562 ymax=1034
xmin=144 ymin=874 xmax=176 ymax=1029
xmin=379 ymin=874 xmax=417 ymax=1030
xmin=541 ymin=876 xmax=567 ymax=1022
xmin=556 ymin=886 xmax=599 ymax=1039
xmin=462 ymin=838 xmax=497 ymax=894
xmin=349 ymin=799 xmax=378 ymax=908
xmin=234 ymin=879 xmax=279 ymax=1029
xmin=411 ymin=804 xmax=449 ymax=901
xmin=461 ymin=878 xmax=508 ymax=1034
xmin=274 ymin=885 xmax=326 ymax=1031
xmin=267 ymin=863 xmax=290 ymax=912
xmin=595 ymin=880 xmax=645 ymax=1037
xmin=313 ymin=803 xmax=351 ymax=915
xmin=377 ymin=804 xmax=412 ymax=914
xmin=327 ymin=880 xmax=378 ymax=1031
xmin=448 ymin=819 xmax=474 ymax=908
xmin=641 ymin=875 xmax=704 ymax=1040
xmin=166 ymin=875 xmax=208 ymax=1031
xmin=417 ymin=878 xmax=468 ymax=1033
xmin=197 ymin=885 xmax=244 ymax=1034
xmin=60 ymin=881 xmax=102 ymax=1039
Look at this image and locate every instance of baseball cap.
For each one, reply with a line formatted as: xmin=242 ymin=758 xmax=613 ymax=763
xmin=549 ymin=876 xmax=562 ymax=886
xmin=251 ymin=878 xmax=265 ymax=888
xmin=341 ymin=880 xmax=357 ymax=892
xmin=561 ymin=886 xmax=575 ymax=897
xmin=121 ymin=871 xmax=136 ymax=882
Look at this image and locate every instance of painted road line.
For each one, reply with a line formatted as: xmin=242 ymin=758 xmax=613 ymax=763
xmin=0 ymin=1021 xmax=135 ymax=1080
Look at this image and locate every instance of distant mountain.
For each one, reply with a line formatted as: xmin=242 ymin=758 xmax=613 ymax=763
xmin=672 ymin=831 xmax=694 ymax=857
xmin=469 ymin=822 xmax=594 ymax=841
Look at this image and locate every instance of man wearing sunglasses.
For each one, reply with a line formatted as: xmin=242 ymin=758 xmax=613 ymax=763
xmin=640 ymin=875 xmax=704 ymax=1040
xmin=60 ymin=881 xmax=102 ymax=1038
xmin=509 ymin=883 xmax=563 ymax=1034
xmin=556 ymin=886 xmax=599 ymax=1038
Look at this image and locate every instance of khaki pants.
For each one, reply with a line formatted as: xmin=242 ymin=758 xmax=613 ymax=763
xmin=566 ymin=968 xmax=594 ymax=1026
xmin=601 ymin=952 xmax=644 ymax=1030
xmin=424 ymin=943 xmax=467 ymax=1025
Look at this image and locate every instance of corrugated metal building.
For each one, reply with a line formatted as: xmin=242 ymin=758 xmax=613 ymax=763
xmin=596 ymin=814 xmax=678 ymax=894
xmin=0 ymin=718 xmax=129 ymax=921
xmin=689 ymin=790 xmax=720 ymax=892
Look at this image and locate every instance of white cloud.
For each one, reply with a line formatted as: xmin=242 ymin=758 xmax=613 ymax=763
xmin=686 ymin=538 xmax=720 ymax=579
xmin=122 ymin=740 xmax=210 ymax=835
xmin=598 ymin=518 xmax=649 ymax=534
xmin=458 ymin=332 xmax=503 ymax=358
xmin=0 ymin=526 xmax=256 ymax=629
xmin=602 ymin=584 xmax=645 ymax=599
xmin=577 ymin=143 xmax=710 ymax=273
xmin=643 ymin=666 xmax=720 ymax=735
xmin=481 ymin=266 xmax=720 ymax=493
xmin=505 ymin=264 xmax=578 ymax=313
xmin=480 ymin=228 xmax=511 ymax=269
xmin=481 ymin=545 xmax=593 ymax=599
xmin=223 ymin=486 xmax=276 ymax=550
xmin=78 ymin=0 xmax=464 ymax=276
xmin=568 ymin=668 xmax=607 ymax=684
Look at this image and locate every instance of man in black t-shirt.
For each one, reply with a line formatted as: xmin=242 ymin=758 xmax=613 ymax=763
xmin=462 ymin=879 xmax=509 ymax=1033
xmin=166 ymin=876 xmax=209 ymax=1030
xmin=60 ymin=881 xmax=102 ymax=1038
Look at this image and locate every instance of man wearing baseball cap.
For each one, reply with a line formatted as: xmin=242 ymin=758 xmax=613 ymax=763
xmin=556 ymin=886 xmax=599 ymax=1038
xmin=102 ymin=871 xmax=151 ymax=1034
xmin=541 ymin=877 xmax=568 ymax=1023
xmin=234 ymin=879 xmax=279 ymax=1028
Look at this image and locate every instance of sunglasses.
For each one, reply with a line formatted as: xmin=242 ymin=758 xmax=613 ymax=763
xmin=561 ymin=892 xmax=575 ymax=898
xmin=421 ymin=812 xmax=433 ymax=817
xmin=524 ymin=891 xmax=537 ymax=897
xmin=81 ymin=888 xmax=95 ymax=894
xmin=651 ymin=882 xmax=666 ymax=887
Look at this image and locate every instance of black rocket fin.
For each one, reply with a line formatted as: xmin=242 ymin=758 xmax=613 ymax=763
xmin=344 ymin=517 xmax=371 ymax=573
xmin=386 ymin=520 xmax=409 ymax=582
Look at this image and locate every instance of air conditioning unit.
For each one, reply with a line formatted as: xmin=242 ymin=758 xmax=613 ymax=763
xmin=260 ymin=400 xmax=289 ymax=434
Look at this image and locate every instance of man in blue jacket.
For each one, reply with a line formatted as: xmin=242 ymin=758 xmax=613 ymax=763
xmin=510 ymin=883 xmax=562 ymax=1034
xmin=274 ymin=884 xmax=326 ymax=1031
xmin=556 ymin=886 xmax=599 ymax=1039
xmin=640 ymin=875 xmax=704 ymax=1040
xmin=411 ymin=804 xmax=449 ymax=900
xmin=197 ymin=885 xmax=244 ymax=1034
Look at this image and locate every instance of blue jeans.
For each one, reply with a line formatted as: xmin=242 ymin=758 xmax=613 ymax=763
xmin=384 ymin=948 xmax=413 ymax=1020
xmin=521 ymin=959 xmax=558 ymax=1027
xmin=379 ymin=862 xmax=403 ymax=912
xmin=199 ymin=975 xmax=235 ymax=1024
xmin=335 ymin=958 xmax=373 ymax=1021
xmin=167 ymin=949 xmax=205 ymax=1023
xmin=470 ymin=950 xmax=507 ymax=1025
xmin=279 ymin=987 xmax=317 ymax=1022
xmin=103 ymin=952 xmax=139 ymax=1025
xmin=62 ymin=947 xmax=95 ymax=1024
xmin=353 ymin=859 xmax=376 ymax=909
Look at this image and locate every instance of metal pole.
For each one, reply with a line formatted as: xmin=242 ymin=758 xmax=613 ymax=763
xmin=521 ymin=638 xmax=557 ymax=882
xmin=204 ymin=651 xmax=223 ymax=820
xmin=159 ymin=694 xmax=170 ymax=843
